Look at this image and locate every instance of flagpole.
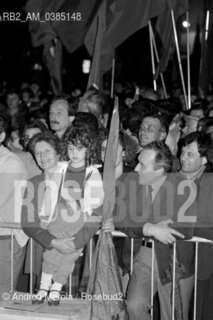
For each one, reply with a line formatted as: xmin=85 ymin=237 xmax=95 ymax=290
xmin=149 ymin=20 xmax=157 ymax=91
xmin=186 ymin=10 xmax=191 ymax=109
xmin=170 ymin=7 xmax=188 ymax=110
xmin=87 ymin=16 xmax=102 ymax=90
xmin=149 ymin=22 xmax=168 ymax=98
xmin=110 ymin=57 xmax=115 ymax=98
xmin=199 ymin=9 xmax=210 ymax=98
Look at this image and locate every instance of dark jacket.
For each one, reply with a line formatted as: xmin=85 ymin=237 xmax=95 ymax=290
xmin=21 ymin=171 xmax=103 ymax=250
xmin=113 ymin=171 xmax=195 ymax=285
xmin=190 ymin=172 xmax=213 ymax=280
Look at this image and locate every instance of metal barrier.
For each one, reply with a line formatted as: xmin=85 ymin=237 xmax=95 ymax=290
xmin=108 ymin=231 xmax=213 ymax=320
xmin=1 ymin=222 xmax=213 ymax=320
xmin=0 ymin=222 xmax=74 ymax=297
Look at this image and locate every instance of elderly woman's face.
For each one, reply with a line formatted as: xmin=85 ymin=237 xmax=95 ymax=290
xmin=34 ymin=141 xmax=59 ymax=172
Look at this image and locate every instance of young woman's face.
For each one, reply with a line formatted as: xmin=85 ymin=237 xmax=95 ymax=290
xmin=34 ymin=141 xmax=59 ymax=172
xmin=68 ymin=143 xmax=87 ymax=168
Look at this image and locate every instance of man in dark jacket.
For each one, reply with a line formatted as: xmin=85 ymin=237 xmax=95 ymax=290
xmin=179 ymin=132 xmax=213 ymax=320
xmin=114 ymin=141 xmax=195 ymax=320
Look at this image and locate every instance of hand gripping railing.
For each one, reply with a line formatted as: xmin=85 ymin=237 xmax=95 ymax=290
xmin=106 ymin=231 xmax=213 ymax=320
xmin=1 ymin=222 xmax=213 ymax=320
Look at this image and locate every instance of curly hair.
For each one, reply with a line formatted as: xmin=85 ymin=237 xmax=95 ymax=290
xmin=64 ymin=127 xmax=101 ymax=166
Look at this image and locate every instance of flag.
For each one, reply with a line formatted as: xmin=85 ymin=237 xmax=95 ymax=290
xmin=43 ymin=38 xmax=63 ymax=95
xmin=84 ymin=0 xmax=170 ymax=83
xmin=25 ymin=0 xmax=101 ymax=52
xmin=87 ymin=14 xmax=104 ymax=89
xmin=102 ymin=97 xmax=119 ymax=222
xmin=87 ymin=98 xmax=128 ymax=320
xmin=155 ymin=0 xmax=188 ymax=79
xmin=51 ymin=0 xmax=101 ymax=53
xmin=24 ymin=0 xmax=64 ymax=94
xmin=24 ymin=0 xmax=101 ymax=94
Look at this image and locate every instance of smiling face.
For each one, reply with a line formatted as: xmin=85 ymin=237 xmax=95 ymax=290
xmin=180 ymin=141 xmax=207 ymax=174
xmin=49 ymin=99 xmax=70 ymax=137
xmin=138 ymin=117 xmax=166 ymax=147
xmin=134 ymin=148 xmax=163 ymax=185
xmin=34 ymin=141 xmax=59 ymax=174
xmin=68 ymin=143 xmax=87 ymax=168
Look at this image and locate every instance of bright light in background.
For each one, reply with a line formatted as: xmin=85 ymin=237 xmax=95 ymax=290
xmin=82 ymin=59 xmax=91 ymax=74
xmin=33 ymin=63 xmax=42 ymax=71
xmin=182 ymin=20 xmax=190 ymax=28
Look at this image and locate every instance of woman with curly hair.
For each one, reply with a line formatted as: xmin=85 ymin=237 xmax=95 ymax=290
xmin=22 ymin=129 xmax=104 ymax=305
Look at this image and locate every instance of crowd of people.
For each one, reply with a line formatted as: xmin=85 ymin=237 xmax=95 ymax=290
xmin=0 ymin=79 xmax=213 ymax=319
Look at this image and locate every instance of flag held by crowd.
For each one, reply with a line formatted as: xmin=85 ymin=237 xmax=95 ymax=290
xmin=87 ymin=98 xmax=128 ymax=319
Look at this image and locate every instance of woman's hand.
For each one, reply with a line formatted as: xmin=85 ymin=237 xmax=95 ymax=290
xmin=51 ymin=237 xmax=77 ymax=254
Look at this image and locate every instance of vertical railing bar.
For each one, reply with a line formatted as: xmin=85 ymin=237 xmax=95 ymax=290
xmin=89 ymin=238 xmax=93 ymax=270
xmin=30 ymin=238 xmax=33 ymax=295
xmin=130 ymin=238 xmax=134 ymax=275
xmin=10 ymin=230 xmax=14 ymax=293
xmin=172 ymin=242 xmax=176 ymax=320
xmin=69 ymin=274 xmax=72 ymax=298
xmin=193 ymin=242 xmax=198 ymax=320
xmin=150 ymin=240 xmax=155 ymax=320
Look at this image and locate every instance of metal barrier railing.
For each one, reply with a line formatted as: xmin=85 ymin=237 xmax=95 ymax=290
xmin=108 ymin=231 xmax=213 ymax=320
xmin=0 ymin=222 xmax=34 ymax=295
xmin=1 ymin=222 xmax=213 ymax=320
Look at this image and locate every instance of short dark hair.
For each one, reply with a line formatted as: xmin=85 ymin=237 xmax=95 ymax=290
xmin=72 ymin=112 xmax=99 ymax=135
xmin=50 ymin=95 xmax=75 ymax=116
xmin=180 ymin=132 xmax=212 ymax=158
xmin=144 ymin=141 xmax=173 ymax=173
xmin=142 ymin=111 xmax=169 ymax=135
xmin=29 ymin=131 xmax=62 ymax=156
xmin=122 ymin=108 xmax=142 ymax=136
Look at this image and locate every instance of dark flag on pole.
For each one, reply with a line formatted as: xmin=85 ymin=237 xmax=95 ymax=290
xmin=87 ymin=97 xmax=128 ymax=320
xmin=155 ymin=0 xmax=188 ymax=79
xmin=85 ymin=0 xmax=170 ymax=88
xmin=43 ymin=38 xmax=63 ymax=96
xmin=24 ymin=0 xmax=64 ymax=95
xmin=25 ymin=0 xmax=101 ymax=94
xmin=87 ymin=3 xmax=106 ymax=90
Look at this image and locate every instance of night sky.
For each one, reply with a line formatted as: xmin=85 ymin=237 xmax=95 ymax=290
xmin=0 ymin=0 xmax=206 ymax=89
